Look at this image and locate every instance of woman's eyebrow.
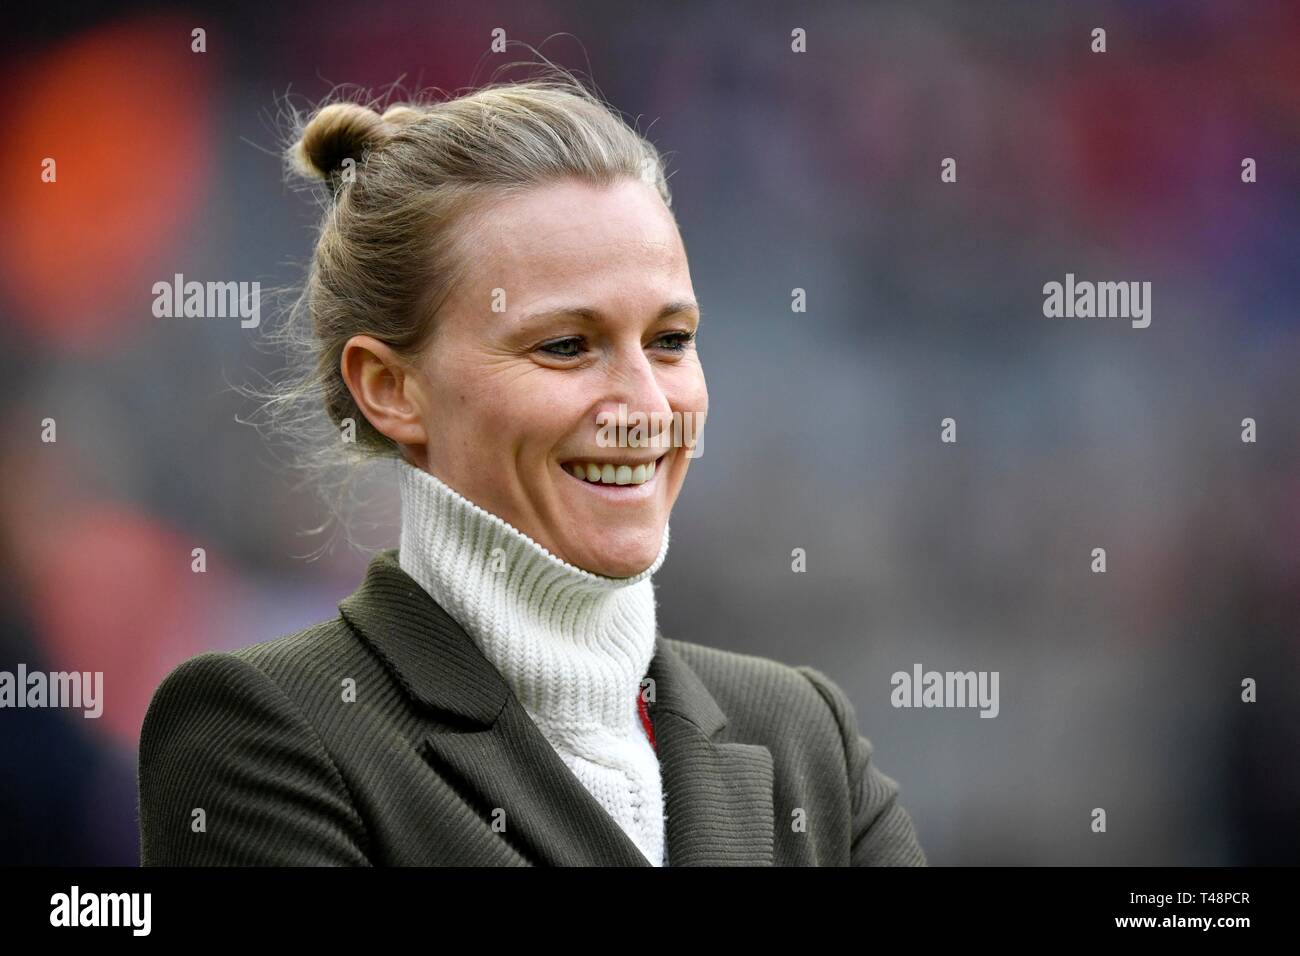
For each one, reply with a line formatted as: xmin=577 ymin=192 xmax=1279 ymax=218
xmin=657 ymin=299 xmax=701 ymax=319
xmin=517 ymin=300 xmax=701 ymax=327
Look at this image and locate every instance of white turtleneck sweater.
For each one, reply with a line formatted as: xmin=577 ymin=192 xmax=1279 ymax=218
xmin=396 ymin=460 xmax=670 ymax=866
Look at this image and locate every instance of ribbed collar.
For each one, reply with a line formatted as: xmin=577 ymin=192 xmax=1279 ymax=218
xmin=396 ymin=460 xmax=669 ymax=736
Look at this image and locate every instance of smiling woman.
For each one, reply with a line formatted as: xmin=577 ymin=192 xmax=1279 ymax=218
xmin=136 ymin=66 xmax=927 ymax=867
xmin=344 ymin=174 xmax=704 ymax=578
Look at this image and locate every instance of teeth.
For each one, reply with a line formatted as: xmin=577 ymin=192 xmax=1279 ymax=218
xmin=565 ymin=458 xmax=660 ymax=486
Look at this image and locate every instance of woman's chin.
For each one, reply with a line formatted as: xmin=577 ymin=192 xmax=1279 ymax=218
xmin=566 ymin=531 xmax=662 ymax=579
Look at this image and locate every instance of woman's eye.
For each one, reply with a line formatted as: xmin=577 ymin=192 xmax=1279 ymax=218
xmin=654 ymin=330 xmax=696 ymax=351
xmin=539 ymin=337 xmax=584 ymax=358
xmin=538 ymin=331 xmax=695 ymax=358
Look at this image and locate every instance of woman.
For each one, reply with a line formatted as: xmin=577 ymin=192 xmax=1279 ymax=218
xmin=137 ymin=72 xmax=927 ymax=867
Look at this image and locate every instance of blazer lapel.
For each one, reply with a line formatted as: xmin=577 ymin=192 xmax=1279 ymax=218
xmin=421 ymin=695 xmax=653 ymax=866
xmin=339 ymin=550 xmax=651 ymax=866
xmin=338 ymin=550 xmax=776 ymax=866
xmin=647 ymin=636 xmax=776 ymax=866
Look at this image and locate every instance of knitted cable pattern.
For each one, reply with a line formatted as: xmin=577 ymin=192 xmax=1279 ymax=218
xmin=397 ymin=460 xmax=669 ymax=865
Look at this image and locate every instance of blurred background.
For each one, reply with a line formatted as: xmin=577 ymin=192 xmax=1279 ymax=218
xmin=1 ymin=0 xmax=1297 ymax=865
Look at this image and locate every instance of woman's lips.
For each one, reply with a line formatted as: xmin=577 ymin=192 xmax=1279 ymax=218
xmin=561 ymin=452 xmax=666 ymax=487
xmin=558 ymin=452 xmax=667 ymax=499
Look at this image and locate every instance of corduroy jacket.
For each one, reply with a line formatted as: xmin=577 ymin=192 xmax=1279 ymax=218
xmin=137 ymin=549 xmax=927 ymax=866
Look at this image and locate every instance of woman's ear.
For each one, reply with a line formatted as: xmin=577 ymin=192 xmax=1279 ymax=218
xmin=340 ymin=335 xmax=429 ymax=449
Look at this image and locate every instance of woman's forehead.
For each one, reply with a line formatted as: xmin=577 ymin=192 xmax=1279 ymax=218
xmin=456 ymin=181 xmax=689 ymax=300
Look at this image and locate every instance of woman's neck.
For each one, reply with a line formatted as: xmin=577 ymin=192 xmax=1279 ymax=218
xmin=395 ymin=460 xmax=670 ymax=734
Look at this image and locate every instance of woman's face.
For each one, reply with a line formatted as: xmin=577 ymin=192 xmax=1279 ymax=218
xmin=411 ymin=177 xmax=707 ymax=578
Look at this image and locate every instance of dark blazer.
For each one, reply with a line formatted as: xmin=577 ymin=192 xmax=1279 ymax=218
xmin=138 ymin=549 xmax=926 ymax=866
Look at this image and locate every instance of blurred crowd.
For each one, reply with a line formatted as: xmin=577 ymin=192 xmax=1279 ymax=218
xmin=1 ymin=0 xmax=1296 ymax=864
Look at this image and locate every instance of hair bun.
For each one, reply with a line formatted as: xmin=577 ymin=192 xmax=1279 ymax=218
xmin=290 ymin=102 xmax=420 ymax=182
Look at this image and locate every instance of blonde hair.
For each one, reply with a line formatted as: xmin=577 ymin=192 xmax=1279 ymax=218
xmin=254 ymin=65 xmax=674 ymax=543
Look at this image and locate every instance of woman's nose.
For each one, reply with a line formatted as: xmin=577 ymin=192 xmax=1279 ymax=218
xmin=595 ymin=350 xmax=674 ymax=445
